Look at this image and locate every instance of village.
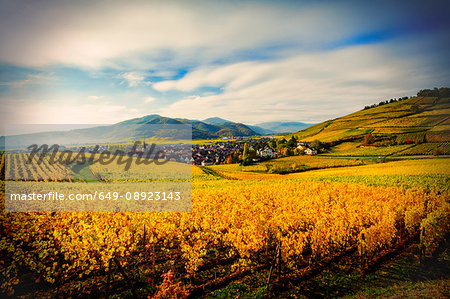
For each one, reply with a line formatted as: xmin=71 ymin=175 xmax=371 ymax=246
xmin=45 ymin=137 xmax=319 ymax=166
xmin=191 ymin=138 xmax=318 ymax=166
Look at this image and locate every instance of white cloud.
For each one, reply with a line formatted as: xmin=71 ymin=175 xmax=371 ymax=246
xmin=0 ymin=0 xmax=449 ymax=125
xmin=143 ymin=96 xmax=157 ymax=104
xmin=0 ymin=72 xmax=58 ymax=87
xmin=0 ymin=0 xmax=424 ymax=69
xmin=119 ymin=72 xmax=149 ymax=87
xmin=156 ymin=43 xmax=441 ymax=123
xmin=87 ymin=95 xmax=104 ymax=100
xmin=0 ymin=97 xmax=140 ymax=126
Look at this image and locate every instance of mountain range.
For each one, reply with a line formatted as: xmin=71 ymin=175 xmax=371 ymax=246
xmin=1 ymin=115 xmax=313 ymax=148
xmin=3 ymin=92 xmax=448 ymax=149
xmin=201 ymin=117 xmax=314 ymax=134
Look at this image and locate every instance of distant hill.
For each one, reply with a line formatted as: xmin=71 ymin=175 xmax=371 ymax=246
xmin=203 ymin=117 xmax=271 ymax=135
xmin=215 ymin=123 xmax=256 ymax=137
xmin=202 ymin=117 xmax=313 ymax=134
xmin=118 ymin=114 xmax=161 ymax=124
xmin=202 ymin=117 xmax=233 ymax=125
xmin=291 ymin=95 xmax=450 ymax=144
xmin=2 ymin=115 xmax=260 ymax=148
xmin=246 ymin=125 xmax=274 ymax=135
xmin=255 ymin=121 xmax=314 ymax=134
xmin=176 ymin=118 xmax=258 ymax=139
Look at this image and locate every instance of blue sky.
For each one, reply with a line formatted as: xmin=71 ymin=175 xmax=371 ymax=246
xmin=0 ymin=0 xmax=449 ymax=127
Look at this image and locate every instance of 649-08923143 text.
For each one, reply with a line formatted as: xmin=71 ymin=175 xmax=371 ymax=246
xmin=8 ymin=191 xmax=183 ymax=201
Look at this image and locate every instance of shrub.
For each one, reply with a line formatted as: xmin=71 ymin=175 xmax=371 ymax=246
xmin=420 ymin=203 xmax=449 ymax=257
xmin=154 ymin=270 xmax=189 ymax=299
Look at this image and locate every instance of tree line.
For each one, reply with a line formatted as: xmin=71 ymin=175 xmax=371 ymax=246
xmin=363 ymin=96 xmax=409 ymax=110
xmin=363 ymin=87 xmax=450 ymax=110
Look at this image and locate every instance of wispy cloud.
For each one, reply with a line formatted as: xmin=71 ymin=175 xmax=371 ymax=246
xmin=0 ymin=72 xmax=58 ymax=87
xmin=87 ymin=95 xmax=104 ymax=100
xmin=4 ymin=0 xmax=446 ymax=69
xmin=143 ymin=96 xmax=156 ymax=104
xmin=0 ymin=0 xmax=449 ymax=125
xmin=155 ymin=42 xmax=446 ymax=123
xmin=0 ymin=97 xmax=141 ymax=125
xmin=118 ymin=72 xmax=150 ymax=87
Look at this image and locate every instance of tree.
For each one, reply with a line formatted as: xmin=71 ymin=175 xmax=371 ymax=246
xmin=269 ymin=139 xmax=277 ymax=149
xmin=311 ymin=139 xmax=322 ymax=149
xmin=363 ymin=134 xmax=375 ymax=145
xmin=241 ymin=143 xmax=252 ymax=166
xmin=277 ymin=138 xmax=287 ymax=147
xmin=433 ymin=148 xmax=442 ymax=156
xmin=233 ymin=150 xmax=241 ymax=163
xmin=226 ymin=155 xmax=233 ymax=164
xmin=280 ymin=147 xmax=291 ymax=157
xmin=242 ymin=143 xmax=249 ymax=160
xmin=248 ymin=149 xmax=257 ymax=160
xmin=286 ymin=136 xmax=297 ymax=148
xmin=438 ymin=87 xmax=450 ymax=98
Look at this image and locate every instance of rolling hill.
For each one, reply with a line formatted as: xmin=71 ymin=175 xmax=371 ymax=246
xmin=202 ymin=117 xmax=233 ymax=125
xmin=1 ymin=115 xmax=260 ymax=148
xmin=202 ymin=117 xmax=315 ymax=134
xmin=290 ymin=92 xmax=450 ymax=156
xmin=255 ymin=121 xmax=314 ymax=134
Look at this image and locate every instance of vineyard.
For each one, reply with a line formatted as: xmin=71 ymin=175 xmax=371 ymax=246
xmin=397 ymin=142 xmax=450 ymax=156
xmin=327 ymin=141 xmax=450 ymax=157
xmin=208 ymin=155 xmax=365 ymax=173
xmin=290 ymin=97 xmax=450 ymax=152
xmin=3 ymin=153 xmax=82 ymax=182
xmin=327 ymin=144 xmax=415 ymax=157
xmin=0 ymin=156 xmax=449 ymax=297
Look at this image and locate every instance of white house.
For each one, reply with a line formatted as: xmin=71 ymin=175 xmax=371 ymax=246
xmin=305 ymin=148 xmax=318 ymax=156
xmin=257 ymin=147 xmax=276 ymax=158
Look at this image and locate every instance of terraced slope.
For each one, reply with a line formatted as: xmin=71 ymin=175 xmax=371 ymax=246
xmin=292 ymin=96 xmax=450 ymax=143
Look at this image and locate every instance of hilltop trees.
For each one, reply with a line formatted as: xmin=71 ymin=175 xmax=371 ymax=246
xmin=417 ymin=87 xmax=450 ymax=98
xmin=363 ymin=96 xmax=409 ymax=110
xmin=364 ymin=87 xmax=449 ymax=111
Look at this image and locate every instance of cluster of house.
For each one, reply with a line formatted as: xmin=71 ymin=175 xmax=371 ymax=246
xmin=256 ymin=147 xmax=276 ymax=158
xmin=192 ymin=142 xmax=245 ymax=166
xmin=256 ymin=141 xmax=317 ymax=158
xmin=125 ymin=143 xmax=192 ymax=163
xmin=191 ymin=140 xmax=318 ymax=166
xmin=62 ymin=139 xmax=318 ymax=166
xmin=191 ymin=138 xmax=274 ymax=166
xmin=297 ymin=142 xmax=318 ymax=156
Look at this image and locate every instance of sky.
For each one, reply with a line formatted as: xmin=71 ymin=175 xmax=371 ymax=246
xmin=0 ymin=0 xmax=449 ymax=128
